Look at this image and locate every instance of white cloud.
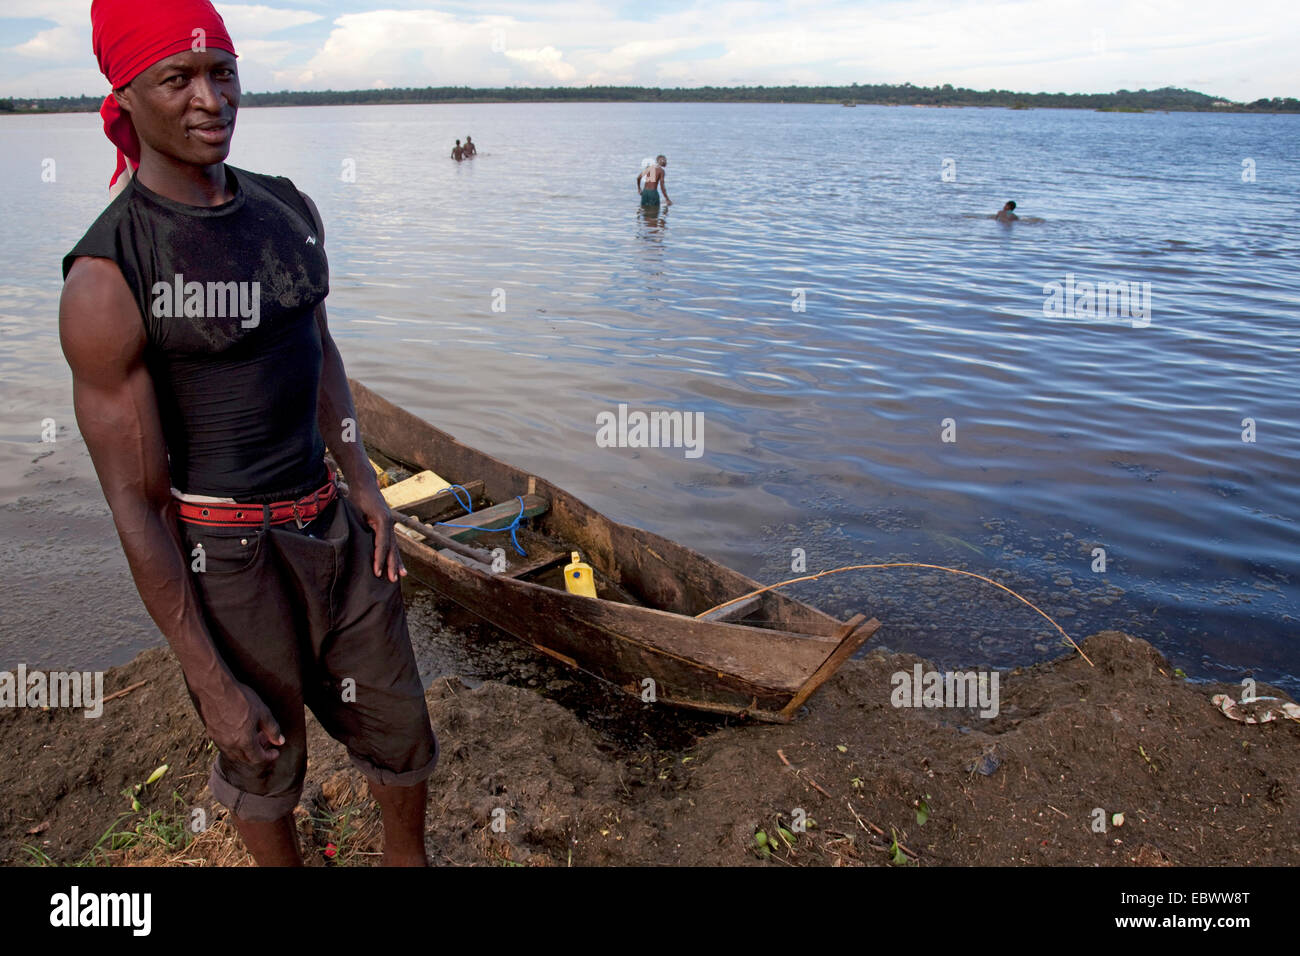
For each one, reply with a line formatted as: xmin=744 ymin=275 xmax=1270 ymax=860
xmin=280 ymin=10 xmax=572 ymax=88
xmin=234 ymin=39 xmax=299 ymax=66
xmin=1 ymin=1 xmax=322 ymax=64
xmin=1 ymin=0 xmax=1296 ymax=100
xmin=505 ymin=46 xmax=576 ymax=82
xmin=0 ymin=1 xmax=328 ymax=95
xmin=216 ymin=4 xmax=324 ymax=35
xmin=10 ymin=25 xmax=82 ymax=60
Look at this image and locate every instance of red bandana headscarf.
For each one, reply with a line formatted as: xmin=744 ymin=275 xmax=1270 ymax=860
xmin=90 ymin=0 xmax=239 ymax=188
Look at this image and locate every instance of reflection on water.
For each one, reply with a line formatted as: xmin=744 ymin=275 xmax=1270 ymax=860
xmin=637 ymin=202 xmax=669 ymax=233
xmin=1 ymin=103 xmax=1296 ymax=692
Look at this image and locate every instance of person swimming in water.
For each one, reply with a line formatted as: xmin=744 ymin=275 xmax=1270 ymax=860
xmin=464 ymin=136 xmax=476 ymax=157
xmin=637 ymin=155 xmax=672 ymax=207
xmin=995 ymin=200 xmax=1018 ymax=223
xmin=452 ymin=139 xmax=463 ymax=161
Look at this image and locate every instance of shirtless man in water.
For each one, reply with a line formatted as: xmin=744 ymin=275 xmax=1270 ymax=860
xmin=637 ymin=155 xmax=672 ymax=207
xmin=995 ymin=200 xmax=1018 ymax=223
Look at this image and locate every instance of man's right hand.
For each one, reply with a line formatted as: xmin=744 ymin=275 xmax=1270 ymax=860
xmin=202 ymin=680 xmax=285 ymax=766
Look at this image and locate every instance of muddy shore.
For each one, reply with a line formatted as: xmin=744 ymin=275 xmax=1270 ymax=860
xmin=2 ymin=592 xmax=1295 ymax=867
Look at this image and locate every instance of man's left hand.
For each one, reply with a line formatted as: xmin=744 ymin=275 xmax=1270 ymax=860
xmin=349 ymin=482 xmax=407 ymax=582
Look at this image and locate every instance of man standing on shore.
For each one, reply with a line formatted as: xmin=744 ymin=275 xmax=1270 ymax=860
xmin=59 ymin=0 xmax=438 ymax=866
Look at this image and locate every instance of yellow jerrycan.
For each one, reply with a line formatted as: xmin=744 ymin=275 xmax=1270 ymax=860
xmin=563 ymin=551 xmax=597 ymax=598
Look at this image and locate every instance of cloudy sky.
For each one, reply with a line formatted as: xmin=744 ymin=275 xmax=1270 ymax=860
xmin=2 ymin=0 xmax=1295 ymax=102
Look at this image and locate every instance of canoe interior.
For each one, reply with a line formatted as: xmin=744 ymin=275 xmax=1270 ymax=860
xmin=348 ymin=379 xmax=842 ymax=638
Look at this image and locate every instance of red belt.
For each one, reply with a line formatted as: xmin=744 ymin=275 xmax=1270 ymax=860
xmin=177 ymin=470 xmax=337 ymax=528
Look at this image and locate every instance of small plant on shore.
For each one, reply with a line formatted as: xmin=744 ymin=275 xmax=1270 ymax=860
xmin=753 ymin=817 xmax=799 ymax=861
xmin=774 ymin=821 xmax=797 ymax=849
xmin=308 ymin=798 xmax=381 ymax=866
xmin=114 ymin=801 xmax=190 ymax=856
xmin=124 ymin=764 xmax=169 ymax=812
xmin=915 ymin=794 xmax=931 ymax=826
xmin=20 ymin=789 xmax=193 ymax=867
xmin=98 ymin=790 xmax=192 ymax=861
xmin=20 ymin=809 xmax=137 ymax=867
xmin=888 ymin=828 xmax=915 ymax=867
xmin=1138 ymin=744 xmax=1159 ymax=774
xmin=20 ymin=843 xmax=57 ymax=866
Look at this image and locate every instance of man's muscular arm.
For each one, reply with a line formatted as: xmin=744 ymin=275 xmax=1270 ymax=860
xmin=297 ymin=190 xmax=404 ymax=583
xmin=59 ymin=257 xmax=285 ymax=765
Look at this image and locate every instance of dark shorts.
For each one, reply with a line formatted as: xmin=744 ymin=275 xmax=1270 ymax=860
xmin=640 ymin=186 xmax=660 ymax=206
xmin=177 ymin=493 xmax=438 ymax=821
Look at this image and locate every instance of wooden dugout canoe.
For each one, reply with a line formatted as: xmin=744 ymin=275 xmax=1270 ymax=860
xmin=349 ymin=379 xmax=881 ymax=722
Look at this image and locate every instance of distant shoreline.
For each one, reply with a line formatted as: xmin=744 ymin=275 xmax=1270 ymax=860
xmin=4 ymin=83 xmax=1298 ymax=115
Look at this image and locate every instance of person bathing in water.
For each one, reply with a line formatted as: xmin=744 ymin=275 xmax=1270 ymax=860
xmin=995 ymin=200 xmax=1018 ymax=223
xmin=452 ymin=139 xmax=463 ymax=161
xmin=463 ymin=136 xmax=476 ymax=157
xmin=637 ymin=155 xmax=672 ymax=207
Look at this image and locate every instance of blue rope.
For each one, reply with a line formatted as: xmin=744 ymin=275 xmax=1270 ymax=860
xmin=432 ymin=484 xmax=528 ymax=556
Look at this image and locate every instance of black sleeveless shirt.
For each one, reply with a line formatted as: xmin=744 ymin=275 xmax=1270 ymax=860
xmin=62 ymin=165 xmax=330 ymax=500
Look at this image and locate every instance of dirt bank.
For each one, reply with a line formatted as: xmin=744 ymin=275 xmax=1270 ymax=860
xmin=2 ymin=628 xmax=1295 ymax=867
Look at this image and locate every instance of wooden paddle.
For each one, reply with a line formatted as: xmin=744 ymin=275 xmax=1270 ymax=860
xmin=389 ymin=510 xmax=497 ymax=564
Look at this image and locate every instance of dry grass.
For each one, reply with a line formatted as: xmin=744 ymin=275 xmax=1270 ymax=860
xmin=96 ymin=771 xmax=389 ymax=867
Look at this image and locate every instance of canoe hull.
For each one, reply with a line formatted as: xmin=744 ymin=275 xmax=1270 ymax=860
xmin=349 ymin=379 xmax=880 ymax=721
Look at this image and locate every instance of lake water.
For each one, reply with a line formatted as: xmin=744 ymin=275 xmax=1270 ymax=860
xmin=1 ymin=102 xmax=1297 ymax=693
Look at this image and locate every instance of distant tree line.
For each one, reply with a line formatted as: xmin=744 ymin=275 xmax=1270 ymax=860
xmin=3 ymin=84 xmax=1297 ymax=114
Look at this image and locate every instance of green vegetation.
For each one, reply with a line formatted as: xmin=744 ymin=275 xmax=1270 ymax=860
xmin=307 ymin=800 xmax=372 ymax=866
xmin=915 ymin=794 xmax=931 ymax=826
xmin=3 ymin=84 xmax=1297 ymax=114
xmin=888 ymin=827 xmax=914 ymax=866
xmin=21 ymin=791 xmax=193 ymax=867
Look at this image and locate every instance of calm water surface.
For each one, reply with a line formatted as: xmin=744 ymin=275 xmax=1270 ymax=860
xmin=1 ymin=103 xmax=1297 ymax=691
